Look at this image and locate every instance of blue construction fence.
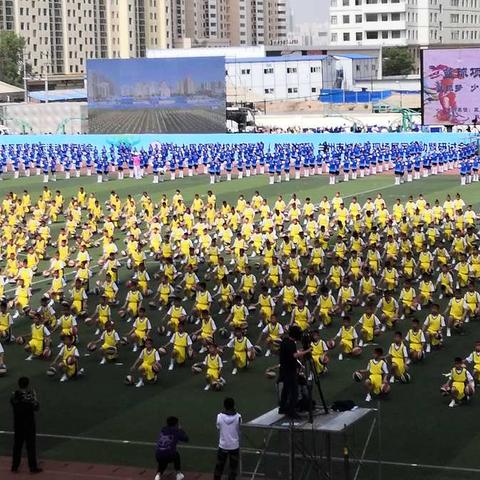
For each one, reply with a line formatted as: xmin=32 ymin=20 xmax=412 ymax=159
xmin=0 ymin=132 xmax=476 ymax=150
xmin=319 ymin=89 xmax=392 ymax=104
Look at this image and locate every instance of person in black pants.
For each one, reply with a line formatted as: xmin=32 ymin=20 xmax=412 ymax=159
xmin=154 ymin=416 xmax=188 ymax=480
xmin=214 ymin=397 xmax=242 ymax=480
xmin=278 ymin=326 xmax=311 ymax=419
xmin=11 ymin=376 xmax=41 ymax=473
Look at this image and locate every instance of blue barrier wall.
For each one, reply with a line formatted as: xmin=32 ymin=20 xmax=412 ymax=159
xmin=319 ymin=89 xmax=392 ymax=103
xmin=0 ymin=132 xmax=476 ymax=149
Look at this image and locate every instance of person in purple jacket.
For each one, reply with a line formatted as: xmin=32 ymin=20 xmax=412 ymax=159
xmin=154 ymin=416 xmax=188 ymax=480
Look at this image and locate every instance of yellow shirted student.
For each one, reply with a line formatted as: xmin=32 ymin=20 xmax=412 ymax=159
xmin=129 ymin=307 xmax=152 ymax=350
xmin=315 ymin=286 xmax=336 ymax=327
xmin=311 ymin=330 xmax=329 ymax=374
xmin=14 ymin=279 xmax=31 ymax=313
xmin=267 ymin=258 xmax=282 ymax=288
xmin=423 ymin=304 xmax=445 ymax=351
xmin=228 ymin=296 xmax=249 ymax=329
xmin=131 ymin=338 xmax=161 ymax=387
xmin=334 ymin=316 xmax=361 ymax=360
xmin=26 ymin=315 xmax=50 ymax=359
xmin=57 ymin=304 xmax=78 ymax=338
xmin=359 ymin=306 xmax=381 ymax=344
xmin=278 ymin=279 xmax=298 ymax=315
xmin=465 ymin=341 xmax=480 ymax=383
xmin=203 ymin=344 xmax=223 ymax=391
xmin=122 ymin=282 xmax=143 ymax=320
xmin=168 ymin=323 xmax=192 ymax=369
xmin=377 ymin=291 xmax=398 ymax=328
xmin=364 ymin=348 xmax=390 ymax=402
xmin=387 ymin=332 xmax=409 ymax=381
xmin=228 ymin=329 xmax=253 ymax=375
xmin=93 ymin=296 xmax=111 ymax=330
xmin=0 ymin=301 xmax=12 ymax=339
xmin=70 ymin=279 xmax=87 ymax=315
xmin=257 ymin=287 xmax=274 ymax=324
xmin=405 ymin=319 xmax=426 ymax=361
xmin=291 ymin=299 xmax=311 ymax=331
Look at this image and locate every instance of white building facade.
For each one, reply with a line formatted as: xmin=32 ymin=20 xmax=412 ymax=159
xmin=329 ymin=0 xmax=480 ymax=71
xmin=225 ymin=55 xmax=370 ymax=103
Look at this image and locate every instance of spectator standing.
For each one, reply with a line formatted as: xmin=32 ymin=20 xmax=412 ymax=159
xmin=11 ymin=377 xmax=41 ymax=473
xmin=154 ymin=416 xmax=188 ymax=480
xmin=214 ymin=397 xmax=242 ymax=480
xmin=132 ymin=151 xmax=142 ymax=179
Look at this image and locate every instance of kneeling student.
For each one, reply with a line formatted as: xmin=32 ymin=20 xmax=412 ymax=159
xmin=51 ymin=335 xmax=82 ymax=382
xmin=441 ymin=357 xmax=475 ymax=408
xmin=130 ymin=337 xmax=161 ymax=388
xmin=357 ymin=347 xmax=390 ymax=402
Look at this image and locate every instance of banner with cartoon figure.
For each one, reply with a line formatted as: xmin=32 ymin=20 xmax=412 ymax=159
xmin=422 ymin=48 xmax=480 ymax=126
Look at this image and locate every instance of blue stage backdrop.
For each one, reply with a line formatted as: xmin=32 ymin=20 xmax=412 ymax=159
xmin=87 ymin=57 xmax=226 ymax=134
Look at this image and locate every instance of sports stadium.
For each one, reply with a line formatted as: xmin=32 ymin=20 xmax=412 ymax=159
xmin=1 ymin=44 xmax=480 ymax=480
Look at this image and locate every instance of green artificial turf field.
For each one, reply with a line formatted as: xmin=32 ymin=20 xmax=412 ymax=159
xmin=0 ymin=172 xmax=480 ymax=479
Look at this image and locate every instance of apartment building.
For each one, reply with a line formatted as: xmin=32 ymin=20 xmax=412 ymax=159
xmin=180 ymin=0 xmax=287 ymax=47
xmin=329 ymin=0 xmax=480 ymax=69
xmin=0 ymin=0 xmax=171 ymax=76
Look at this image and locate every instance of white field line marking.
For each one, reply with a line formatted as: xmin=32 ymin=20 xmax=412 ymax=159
xmin=0 ymin=430 xmax=479 ymax=473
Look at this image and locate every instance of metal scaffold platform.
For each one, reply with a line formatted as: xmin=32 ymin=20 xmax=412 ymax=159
xmin=241 ymin=407 xmax=379 ymax=480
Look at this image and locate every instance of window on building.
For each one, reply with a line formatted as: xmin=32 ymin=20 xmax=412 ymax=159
xmin=382 ymin=31 xmax=388 ymax=38
xmin=381 ymin=13 xmax=388 ymax=21
xmin=355 ymin=14 xmax=362 ymax=23
xmin=287 ymin=67 xmax=297 ymax=73
xmin=366 ymin=31 xmax=379 ymax=39
xmin=310 ymin=66 xmax=321 ymax=73
xmin=331 ymin=32 xmax=338 ymax=42
xmin=343 ymin=32 xmax=350 ymax=41
xmin=391 ymin=13 xmax=400 ymax=20
xmin=331 ymin=0 xmax=337 ymax=5
xmin=264 ymin=67 xmax=274 ymax=74
xmin=391 ymin=30 xmax=401 ymax=38
xmin=450 ymin=13 xmax=459 ymax=23
xmin=241 ymin=68 xmax=250 ymax=74
xmin=366 ymin=13 xmax=377 ymax=21
xmin=355 ymin=0 xmax=361 ymax=4
xmin=264 ymin=88 xmax=274 ymax=94
xmin=343 ymin=15 xmax=350 ymax=23
xmin=287 ymin=87 xmax=298 ymax=93
xmin=356 ymin=32 xmax=363 ymax=40
xmin=331 ymin=15 xmax=337 ymax=24
xmin=311 ymin=87 xmax=317 ymax=93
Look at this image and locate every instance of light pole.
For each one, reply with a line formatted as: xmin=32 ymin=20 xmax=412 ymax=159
xmin=23 ymin=50 xmax=28 ymax=103
xmin=40 ymin=52 xmax=50 ymax=103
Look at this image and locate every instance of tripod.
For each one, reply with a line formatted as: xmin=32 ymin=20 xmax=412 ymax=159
xmin=303 ymin=352 xmax=329 ymax=423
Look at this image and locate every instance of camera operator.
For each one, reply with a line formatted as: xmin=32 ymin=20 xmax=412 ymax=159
xmin=278 ymin=325 xmax=311 ymax=419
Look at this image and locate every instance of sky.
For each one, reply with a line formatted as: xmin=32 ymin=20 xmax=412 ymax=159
xmin=88 ymin=57 xmax=225 ymax=88
xmin=290 ymin=0 xmax=328 ymax=25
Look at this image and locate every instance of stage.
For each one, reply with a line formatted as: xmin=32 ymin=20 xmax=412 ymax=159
xmin=241 ymin=407 xmax=377 ymax=480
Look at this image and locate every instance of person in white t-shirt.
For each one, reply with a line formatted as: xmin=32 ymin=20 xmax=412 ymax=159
xmin=214 ymin=397 xmax=242 ymax=480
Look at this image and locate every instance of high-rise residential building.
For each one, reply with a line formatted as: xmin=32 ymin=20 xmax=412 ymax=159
xmin=0 ymin=0 xmax=286 ymax=77
xmin=328 ymin=0 xmax=480 ymax=71
xmin=0 ymin=0 xmax=171 ymax=76
xmin=180 ymin=0 xmax=287 ymax=47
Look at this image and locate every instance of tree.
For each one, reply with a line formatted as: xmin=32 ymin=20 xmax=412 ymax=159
xmin=0 ymin=31 xmax=27 ymax=87
xmin=382 ymin=48 xmax=414 ymax=76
